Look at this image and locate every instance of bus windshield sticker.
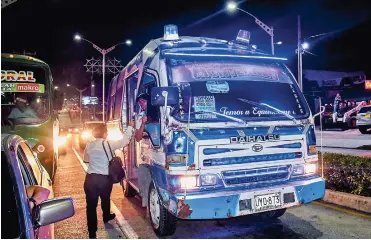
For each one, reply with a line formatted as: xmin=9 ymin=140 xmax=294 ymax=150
xmin=194 ymin=96 xmax=217 ymax=119
xmin=206 ymin=81 xmax=230 ymax=93
xmin=1 ymin=83 xmax=45 ymax=93
xmin=1 ymin=70 xmax=37 ymax=82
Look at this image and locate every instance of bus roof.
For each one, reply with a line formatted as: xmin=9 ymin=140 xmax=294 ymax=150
xmin=1 ymin=53 xmax=49 ymax=67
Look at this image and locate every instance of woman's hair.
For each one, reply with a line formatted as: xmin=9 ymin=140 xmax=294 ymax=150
xmin=92 ymin=124 xmax=107 ymax=138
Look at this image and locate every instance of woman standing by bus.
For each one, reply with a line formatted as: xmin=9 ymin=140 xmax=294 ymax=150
xmin=83 ymin=121 xmax=135 ymax=238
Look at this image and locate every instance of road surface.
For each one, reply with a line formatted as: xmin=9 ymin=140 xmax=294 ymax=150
xmin=53 ymin=135 xmax=371 ymax=239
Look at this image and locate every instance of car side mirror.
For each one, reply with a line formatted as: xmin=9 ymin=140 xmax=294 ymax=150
xmin=33 ymin=197 xmax=75 ymax=227
xmin=151 ymin=87 xmax=179 ymax=106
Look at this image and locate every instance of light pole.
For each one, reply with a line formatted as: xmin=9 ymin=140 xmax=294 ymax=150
xmin=74 ymin=34 xmax=132 ymax=122
xmin=227 ymin=1 xmax=275 ymax=55
xmin=67 ymin=84 xmax=87 ymax=125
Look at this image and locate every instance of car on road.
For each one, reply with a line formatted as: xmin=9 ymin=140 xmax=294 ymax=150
xmin=356 ymin=105 xmax=371 ymax=134
xmin=79 ymin=121 xmax=105 ymax=149
xmin=1 ymin=134 xmax=75 ymax=239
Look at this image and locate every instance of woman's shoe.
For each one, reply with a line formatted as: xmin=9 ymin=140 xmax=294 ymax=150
xmin=88 ymin=232 xmax=96 ymax=239
xmin=103 ymin=213 xmax=116 ymax=223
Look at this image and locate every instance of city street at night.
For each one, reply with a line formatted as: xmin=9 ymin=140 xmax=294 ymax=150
xmin=53 ymin=134 xmax=371 ymax=239
xmin=2 ymin=0 xmax=371 ymax=239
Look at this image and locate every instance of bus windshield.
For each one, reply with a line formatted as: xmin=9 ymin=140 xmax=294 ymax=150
xmin=167 ymin=58 xmax=310 ymax=123
xmin=1 ymin=62 xmax=50 ymax=125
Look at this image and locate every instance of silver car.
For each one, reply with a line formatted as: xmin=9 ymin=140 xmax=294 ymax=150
xmin=1 ymin=134 xmax=75 ymax=239
xmin=356 ymin=105 xmax=371 ymax=134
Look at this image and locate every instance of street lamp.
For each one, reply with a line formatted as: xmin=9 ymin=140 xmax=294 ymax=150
xmin=91 ymin=84 xmax=95 ymax=87
xmin=301 ymin=42 xmax=309 ymax=50
xmin=226 ymin=1 xmax=237 ymax=11
xmin=73 ymin=33 xmax=132 ymax=122
xmin=67 ymin=83 xmax=70 ymax=87
xmin=54 ymin=86 xmax=59 ymax=90
xmin=226 ymin=1 xmax=275 ymax=55
xmin=275 ymin=41 xmax=283 ymax=45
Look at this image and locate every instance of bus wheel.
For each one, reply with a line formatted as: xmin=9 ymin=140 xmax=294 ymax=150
xmin=148 ymin=183 xmax=177 ymax=237
xmin=260 ymin=208 xmax=286 ymax=219
xmin=123 ymin=180 xmax=136 ymax=197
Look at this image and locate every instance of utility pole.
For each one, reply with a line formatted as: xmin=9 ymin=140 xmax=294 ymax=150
xmin=297 ymin=15 xmax=303 ymax=91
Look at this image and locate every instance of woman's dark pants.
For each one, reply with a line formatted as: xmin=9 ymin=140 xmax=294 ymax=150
xmin=84 ymin=173 xmax=113 ymax=234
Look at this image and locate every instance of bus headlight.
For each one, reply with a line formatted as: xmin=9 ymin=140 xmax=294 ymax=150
xmin=292 ymin=163 xmax=317 ymax=176
xmin=180 ymin=176 xmax=197 ymax=188
xmin=292 ymin=164 xmax=305 ymax=176
xmin=200 ymin=174 xmax=218 ymax=186
xmin=305 ymin=162 xmax=317 ymax=175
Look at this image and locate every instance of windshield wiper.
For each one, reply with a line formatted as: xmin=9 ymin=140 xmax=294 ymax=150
xmin=186 ymin=110 xmax=247 ymax=125
xmin=237 ymin=98 xmax=301 ymax=125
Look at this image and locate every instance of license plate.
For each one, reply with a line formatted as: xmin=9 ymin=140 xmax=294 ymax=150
xmin=254 ymin=193 xmax=281 ymax=211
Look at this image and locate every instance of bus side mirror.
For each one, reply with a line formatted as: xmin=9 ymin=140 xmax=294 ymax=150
xmin=151 ymin=87 xmax=179 ymax=106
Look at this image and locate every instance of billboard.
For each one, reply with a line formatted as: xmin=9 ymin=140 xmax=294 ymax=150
xmin=82 ymin=96 xmax=98 ymax=105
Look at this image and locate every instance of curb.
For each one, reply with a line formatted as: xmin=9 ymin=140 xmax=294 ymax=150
xmin=322 ymin=189 xmax=371 ymax=214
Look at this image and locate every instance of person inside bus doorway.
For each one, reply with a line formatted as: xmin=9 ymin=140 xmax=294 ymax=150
xmin=8 ymin=95 xmax=39 ymax=120
xmin=83 ymin=122 xmax=135 ymax=239
xmin=135 ymin=93 xmax=151 ymax=142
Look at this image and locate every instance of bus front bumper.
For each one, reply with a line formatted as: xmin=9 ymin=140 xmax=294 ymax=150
xmin=168 ymin=177 xmax=325 ymax=220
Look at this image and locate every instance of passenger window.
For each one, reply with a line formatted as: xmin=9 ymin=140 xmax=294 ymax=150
xmin=19 ymin=143 xmax=42 ymax=184
xmin=137 ymin=73 xmax=159 ymax=123
xmin=108 ymin=77 xmax=118 ymax=121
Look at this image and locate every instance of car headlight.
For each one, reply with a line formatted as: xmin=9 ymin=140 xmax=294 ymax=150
xmin=55 ymin=136 xmax=67 ymax=147
xmin=180 ymin=176 xmax=197 ymax=188
xmin=200 ymin=174 xmax=218 ymax=186
xmin=81 ymin=131 xmax=91 ymax=139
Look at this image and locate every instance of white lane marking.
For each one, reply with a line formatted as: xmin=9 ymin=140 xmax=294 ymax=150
xmin=72 ymin=147 xmax=139 ymax=239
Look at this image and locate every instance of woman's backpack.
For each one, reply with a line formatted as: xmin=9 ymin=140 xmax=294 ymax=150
xmin=102 ymin=141 xmax=125 ymax=183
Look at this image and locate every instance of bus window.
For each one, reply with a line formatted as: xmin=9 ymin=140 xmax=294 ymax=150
xmin=1 ymin=63 xmax=50 ymax=125
xmin=108 ymin=77 xmax=118 ymax=121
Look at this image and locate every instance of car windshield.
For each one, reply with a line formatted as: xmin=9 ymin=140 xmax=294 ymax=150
xmin=1 ymin=151 xmax=22 ymax=239
xmin=85 ymin=123 xmax=104 ymax=130
xmin=359 ymin=106 xmax=371 ymax=113
xmin=1 ymin=62 xmax=50 ymax=126
xmin=166 ymin=58 xmax=309 ymax=123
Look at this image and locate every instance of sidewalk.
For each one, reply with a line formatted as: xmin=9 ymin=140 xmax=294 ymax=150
xmin=53 ymin=147 xmax=125 ymax=239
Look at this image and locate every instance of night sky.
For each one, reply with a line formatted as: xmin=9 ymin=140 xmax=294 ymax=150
xmin=2 ymin=0 xmax=371 ymax=94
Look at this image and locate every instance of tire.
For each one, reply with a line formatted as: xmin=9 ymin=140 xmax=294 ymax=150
xmin=359 ymin=126 xmax=368 ymax=134
xmin=148 ymin=183 xmax=177 ymax=237
xmin=260 ymin=208 xmax=286 ymax=219
xmin=123 ymin=180 xmax=136 ymax=197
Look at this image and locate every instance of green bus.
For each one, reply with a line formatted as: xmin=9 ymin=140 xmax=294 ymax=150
xmin=1 ymin=53 xmax=62 ymax=179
